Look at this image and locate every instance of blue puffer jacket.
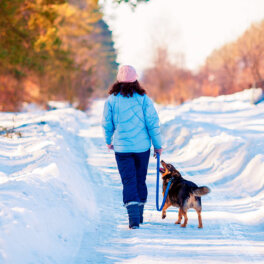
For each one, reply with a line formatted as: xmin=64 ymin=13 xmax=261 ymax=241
xmin=102 ymin=92 xmax=162 ymax=153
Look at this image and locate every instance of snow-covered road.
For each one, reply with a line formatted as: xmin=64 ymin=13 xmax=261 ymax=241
xmin=0 ymin=89 xmax=263 ymax=263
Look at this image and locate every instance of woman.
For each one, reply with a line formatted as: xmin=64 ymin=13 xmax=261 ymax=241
xmin=102 ymin=65 xmax=162 ymax=229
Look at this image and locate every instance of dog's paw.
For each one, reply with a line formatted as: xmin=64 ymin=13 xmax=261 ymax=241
xmin=175 ymin=221 xmax=181 ymax=224
xmin=180 ymin=224 xmax=186 ymax=228
xmin=162 ymin=214 xmax=166 ymax=219
xmin=198 ymin=225 xmax=203 ymax=228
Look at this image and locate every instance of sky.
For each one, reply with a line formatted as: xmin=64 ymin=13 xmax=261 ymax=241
xmin=101 ymin=0 xmax=264 ymax=75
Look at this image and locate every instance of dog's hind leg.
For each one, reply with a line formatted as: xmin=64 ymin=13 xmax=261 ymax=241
xmin=175 ymin=208 xmax=182 ymax=224
xmin=194 ymin=198 xmax=203 ymax=228
xmin=162 ymin=201 xmax=171 ymax=219
xmin=196 ymin=209 xmax=203 ymax=228
xmin=180 ymin=209 xmax=188 ymax=227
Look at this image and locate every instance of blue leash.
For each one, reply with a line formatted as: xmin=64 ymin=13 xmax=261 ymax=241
xmin=156 ymin=153 xmax=172 ymax=211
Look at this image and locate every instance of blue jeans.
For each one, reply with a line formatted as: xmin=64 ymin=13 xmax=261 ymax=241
xmin=115 ymin=149 xmax=150 ymax=205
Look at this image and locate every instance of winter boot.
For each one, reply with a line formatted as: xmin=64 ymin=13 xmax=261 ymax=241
xmin=139 ymin=204 xmax=144 ymax=224
xmin=126 ymin=204 xmax=140 ymax=229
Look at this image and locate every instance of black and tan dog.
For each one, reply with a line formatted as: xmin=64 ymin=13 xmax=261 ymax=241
xmin=159 ymin=160 xmax=210 ymax=228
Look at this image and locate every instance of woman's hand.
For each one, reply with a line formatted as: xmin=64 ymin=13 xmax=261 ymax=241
xmin=154 ymin=148 xmax=163 ymax=158
xmin=107 ymin=144 xmax=114 ymax=151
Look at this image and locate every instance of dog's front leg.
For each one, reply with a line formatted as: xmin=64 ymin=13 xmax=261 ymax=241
xmin=162 ymin=201 xmax=171 ymax=219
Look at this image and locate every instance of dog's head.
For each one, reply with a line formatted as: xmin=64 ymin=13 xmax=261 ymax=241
xmin=160 ymin=160 xmax=182 ymax=182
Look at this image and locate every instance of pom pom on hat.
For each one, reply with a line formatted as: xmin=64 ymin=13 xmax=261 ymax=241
xmin=117 ymin=65 xmax=138 ymax=83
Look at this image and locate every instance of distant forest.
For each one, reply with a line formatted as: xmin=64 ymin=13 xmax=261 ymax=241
xmin=143 ymin=19 xmax=264 ymax=104
xmin=1 ymin=0 xmax=263 ymax=110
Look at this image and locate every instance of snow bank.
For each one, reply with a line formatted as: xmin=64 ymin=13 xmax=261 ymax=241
xmin=0 ymin=109 xmax=97 ymax=263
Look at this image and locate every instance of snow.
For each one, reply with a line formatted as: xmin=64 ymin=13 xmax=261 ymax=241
xmin=0 ymin=89 xmax=263 ymax=263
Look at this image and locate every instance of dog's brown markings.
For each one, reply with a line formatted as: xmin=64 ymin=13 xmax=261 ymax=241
xmin=181 ymin=196 xmax=197 ymax=227
xmin=162 ymin=169 xmax=169 ymax=178
xmin=180 ymin=196 xmax=201 ymax=228
xmin=187 ymin=195 xmax=203 ymax=228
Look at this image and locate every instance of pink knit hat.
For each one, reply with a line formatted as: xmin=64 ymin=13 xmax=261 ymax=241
xmin=117 ymin=65 xmax=138 ymax=83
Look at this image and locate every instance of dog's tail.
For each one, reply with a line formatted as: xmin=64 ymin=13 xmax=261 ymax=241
xmin=192 ymin=186 xmax=210 ymax=196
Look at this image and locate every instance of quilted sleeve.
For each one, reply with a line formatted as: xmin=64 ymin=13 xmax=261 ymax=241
xmin=143 ymin=95 xmax=162 ymax=149
xmin=102 ymin=97 xmax=115 ymax=145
